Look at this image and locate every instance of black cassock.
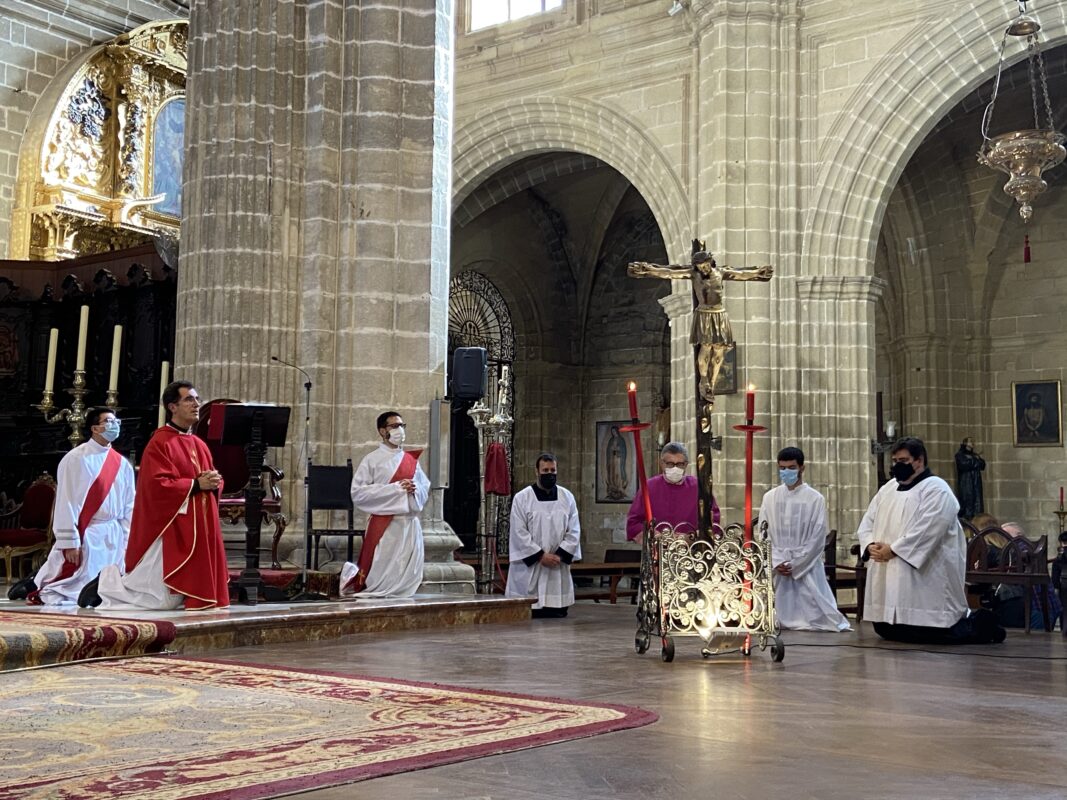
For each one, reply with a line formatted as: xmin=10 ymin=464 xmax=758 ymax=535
xmin=954 ymin=446 xmax=985 ymax=518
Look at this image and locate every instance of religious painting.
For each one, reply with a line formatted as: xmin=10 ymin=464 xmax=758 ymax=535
xmin=596 ymin=420 xmax=638 ymax=504
xmin=712 ymin=344 xmax=738 ymax=395
xmin=151 ymin=98 xmax=185 ymax=217
xmin=1012 ymin=380 xmax=1062 ymax=447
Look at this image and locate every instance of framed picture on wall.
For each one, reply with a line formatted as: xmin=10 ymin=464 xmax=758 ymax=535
xmin=1011 ymin=380 xmax=1062 ymax=447
xmin=596 ymin=420 xmax=638 ymax=504
xmin=712 ymin=344 xmax=738 ymax=395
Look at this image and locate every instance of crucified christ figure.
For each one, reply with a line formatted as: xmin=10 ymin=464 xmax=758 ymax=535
xmin=628 ymin=240 xmax=773 ymax=413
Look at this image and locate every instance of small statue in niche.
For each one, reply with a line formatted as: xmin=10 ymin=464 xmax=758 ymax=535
xmin=954 ymin=437 xmax=985 ymax=519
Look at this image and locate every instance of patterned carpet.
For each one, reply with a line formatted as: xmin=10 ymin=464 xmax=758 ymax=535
xmin=0 ymin=656 xmax=657 ymax=799
xmin=0 ymin=611 xmax=176 ymax=671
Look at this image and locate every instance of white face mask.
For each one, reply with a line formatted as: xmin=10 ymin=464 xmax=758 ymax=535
xmin=388 ymin=427 xmax=406 ymax=446
xmin=663 ymin=466 xmax=685 ymax=484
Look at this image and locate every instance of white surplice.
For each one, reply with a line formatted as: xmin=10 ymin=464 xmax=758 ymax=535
xmin=759 ymin=483 xmax=851 ymax=632
xmin=339 ymin=444 xmax=428 ymax=598
xmin=856 ymin=474 xmax=968 ymax=628
xmin=34 ymin=439 xmax=135 ymax=605
xmin=505 ymin=485 xmax=582 ymax=609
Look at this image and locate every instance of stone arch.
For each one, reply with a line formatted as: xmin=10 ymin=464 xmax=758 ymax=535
xmin=452 ymin=96 xmax=691 ymax=260
xmin=802 ymin=0 xmax=1067 ymax=278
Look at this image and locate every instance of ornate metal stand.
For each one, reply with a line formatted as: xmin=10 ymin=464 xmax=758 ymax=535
xmin=468 ymin=366 xmax=513 ymax=594
xmin=636 ymin=521 xmax=783 ymax=663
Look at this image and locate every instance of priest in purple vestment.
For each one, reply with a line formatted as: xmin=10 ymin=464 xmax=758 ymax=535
xmin=626 ymin=442 xmax=719 ymax=540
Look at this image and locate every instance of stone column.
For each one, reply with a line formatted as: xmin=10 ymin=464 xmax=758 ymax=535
xmin=795 ymin=276 xmax=886 ymax=547
xmin=179 ymin=0 xmax=473 ymax=591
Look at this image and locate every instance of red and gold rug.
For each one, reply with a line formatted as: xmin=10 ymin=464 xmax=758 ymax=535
xmin=0 ymin=656 xmax=657 ymax=799
xmin=0 ymin=610 xmax=176 ymax=671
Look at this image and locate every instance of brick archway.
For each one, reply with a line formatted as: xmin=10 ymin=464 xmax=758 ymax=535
xmin=452 ymin=96 xmax=691 ymax=261
xmin=802 ymin=0 xmax=1067 ymax=279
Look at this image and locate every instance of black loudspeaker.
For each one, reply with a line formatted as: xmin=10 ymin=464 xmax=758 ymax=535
xmin=452 ymin=347 xmax=488 ymax=400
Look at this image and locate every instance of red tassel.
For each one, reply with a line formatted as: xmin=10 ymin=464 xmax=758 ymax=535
xmin=1024 ymin=234 xmax=1031 ymax=264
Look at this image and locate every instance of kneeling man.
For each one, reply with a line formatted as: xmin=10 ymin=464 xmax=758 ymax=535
xmin=858 ymin=437 xmax=1004 ymax=644
xmin=10 ymin=408 xmax=134 ymax=605
xmin=760 ymin=446 xmax=850 ymax=632
xmin=80 ymin=381 xmax=230 ymax=610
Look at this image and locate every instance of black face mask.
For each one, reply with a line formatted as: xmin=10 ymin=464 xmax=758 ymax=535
xmin=538 ymin=473 xmax=557 ymax=490
xmin=890 ymin=462 xmax=916 ymax=483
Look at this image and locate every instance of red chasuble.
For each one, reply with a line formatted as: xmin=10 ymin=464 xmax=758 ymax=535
xmin=344 ymin=449 xmax=421 ymax=594
xmin=125 ymin=425 xmax=230 ymax=609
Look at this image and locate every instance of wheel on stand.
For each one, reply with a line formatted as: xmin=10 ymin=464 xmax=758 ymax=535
xmin=741 ymin=642 xmax=752 ymax=657
xmin=661 ymin=636 xmax=675 ymax=663
xmin=770 ymin=640 xmax=785 ymax=663
xmin=635 ymin=633 xmax=650 ymax=654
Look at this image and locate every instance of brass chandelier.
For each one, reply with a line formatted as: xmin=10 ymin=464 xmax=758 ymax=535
xmin=978 ymin=0 xmax=1065 ymax=226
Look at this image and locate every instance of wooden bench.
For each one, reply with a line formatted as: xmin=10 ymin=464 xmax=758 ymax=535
xmin=457 ymin=550 xmax=641 ymax=604
xmin=964 ymin=527 xmax=1051 ymax=634
xmin=823 ymin=530 xmax=866 ymax=620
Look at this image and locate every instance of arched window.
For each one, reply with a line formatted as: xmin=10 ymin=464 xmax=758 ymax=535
xmin=469 ymin=0 xmax=563 ymax=32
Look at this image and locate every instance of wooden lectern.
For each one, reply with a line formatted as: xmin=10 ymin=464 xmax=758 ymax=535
xmin=213 ymin=403 xmax=291 ymax=604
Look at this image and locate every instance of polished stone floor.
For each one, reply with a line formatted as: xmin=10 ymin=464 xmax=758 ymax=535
xmin=203 ymin=603 xmax=1067 ymax=800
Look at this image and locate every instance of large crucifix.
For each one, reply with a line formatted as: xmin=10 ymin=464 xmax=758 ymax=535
xmin=628 ymin=239 xmax=773 ymax=535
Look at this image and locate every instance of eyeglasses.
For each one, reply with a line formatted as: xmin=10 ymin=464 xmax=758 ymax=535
xmin=177 ymin=396 xmax=201 ymax=406
xmin=661 ymin=460 xmax=687 ymax=468
xmin=385 ymin=422 xmax=406 ymax=430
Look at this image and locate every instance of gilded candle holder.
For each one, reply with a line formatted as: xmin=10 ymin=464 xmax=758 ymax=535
xmin=34 ymin=369 xmax=90 ymax=447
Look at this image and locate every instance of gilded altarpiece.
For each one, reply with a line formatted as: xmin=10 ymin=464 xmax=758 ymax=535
xmin=10 ymin=21 xmax=187 ymax=261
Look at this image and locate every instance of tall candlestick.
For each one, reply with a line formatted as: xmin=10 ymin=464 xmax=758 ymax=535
xmin=158 ymin=360 xmax=170 ymax=427
xmin=75 ymin=305 xmax=89 ymax=371
xmin=628 ymin=380 xmax=639 ymax=419
xmin=621 ymin=381 xmax=653 ymax=528
xmin=1060 ymin=486 xmax=1063 ymax=511
xmin=108 ymin=325 xmax=123 ymax=392
xmin=43 ymin=328 xmax=59 ymax=394
xmin=745 ymin=384 xmax=756 ymax=420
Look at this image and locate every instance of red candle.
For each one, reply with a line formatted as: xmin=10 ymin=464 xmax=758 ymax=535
xmin=745 ymin=385 xmax=756 ymax=420
xmin=628 ymin=381 xmax=638 ymax=419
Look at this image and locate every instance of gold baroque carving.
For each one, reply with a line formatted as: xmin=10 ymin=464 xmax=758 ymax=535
xmin=15 ymin=20 xmax=187 ymax=261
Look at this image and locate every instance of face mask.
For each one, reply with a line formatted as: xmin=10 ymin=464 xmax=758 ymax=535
xmin=99 ymin=420 xmax=121 ymax=443
xmin=779 ymin=467 xmax=799 ymax=487
xmin=388 ymin=427 xmax=406 ymax=446
xmin=538 ymin=473 xmax=557 ymax=490
xmin=890 ymin=461 xmax=915 ymax=483
xmin=663 ymin=467 xmax=685 ymax=484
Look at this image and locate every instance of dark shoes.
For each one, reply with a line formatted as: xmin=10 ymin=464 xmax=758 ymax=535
xmin=6 ymin=576 xmax=37 ymax=601
xmin=77 ymin=577 xmax=102 ymax=608
xmin=531 ymin=607 xmax=569 ymax=619
xmin=969 ymin=608 xmax=1007 ymax=644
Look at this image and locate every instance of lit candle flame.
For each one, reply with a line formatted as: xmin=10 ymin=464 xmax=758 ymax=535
xmin=628 ymin=381 xmax=637 ymax=391
xmin=747 ymin=383 xmax=756 ymax=391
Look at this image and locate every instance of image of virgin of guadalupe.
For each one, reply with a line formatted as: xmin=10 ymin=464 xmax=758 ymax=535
xmin=605 ymin=425 xmax=629 ymax=501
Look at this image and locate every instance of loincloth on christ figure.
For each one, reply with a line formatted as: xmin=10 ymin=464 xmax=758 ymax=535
xmin=690 ymin=308 xmax=733 ymax=347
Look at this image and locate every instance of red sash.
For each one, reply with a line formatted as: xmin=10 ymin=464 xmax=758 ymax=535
xmin=30 ymin=447 xmax=123 ymax=601
xmin=344 ymin=449 xmax=422 ymax=593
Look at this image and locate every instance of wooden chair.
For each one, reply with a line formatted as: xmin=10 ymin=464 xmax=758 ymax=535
xmin=0 ymin=473 xmax=56 ymax=583
xmin=823 ymin=530 xmax=866 ymax=620
xmin=196 ymin=398 xmax=289 ymax=568
xmin=966 ymin=528 xmax=1051 ymax=634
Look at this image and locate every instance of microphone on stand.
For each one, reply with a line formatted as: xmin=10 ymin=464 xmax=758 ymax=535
xmin=271 ymin=355 xmax=312 ymax=393
xmin=269 ymin=355 xmax=326 ymax=602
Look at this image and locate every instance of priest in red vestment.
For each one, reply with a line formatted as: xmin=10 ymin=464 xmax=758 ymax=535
xmin=80 ymin=380 xmax=230 ymax=610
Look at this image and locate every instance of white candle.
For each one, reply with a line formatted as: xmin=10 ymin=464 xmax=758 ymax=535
xmin=43 ymin=328 xmax=59 ymax=394
xmin=75 ymin=305 xmax=89 ymax=371
xmin=108 ymin=325 xmax=122 ymax=392
xmin=157 ymin=360 xmax=170 ymax=427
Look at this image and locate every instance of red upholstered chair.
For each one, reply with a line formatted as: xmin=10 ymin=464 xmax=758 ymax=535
xmin=0 ymin=473 xmax=56 ymax=582
xmin=195 ymin=399 xmax=289 ymax=568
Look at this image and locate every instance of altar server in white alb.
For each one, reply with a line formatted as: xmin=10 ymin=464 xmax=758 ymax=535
xmin=506 ymin=453 xmax=582 ymax=618
xmin=11 ymin=408 xmax=135 ymax=605
xmin=858 ymin=437 xmax=1004 ymax=644
xmin=340 ymin=411 xmax=428 ymax=598
xmin=759 ymin=446 xmax=850 ymax=632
